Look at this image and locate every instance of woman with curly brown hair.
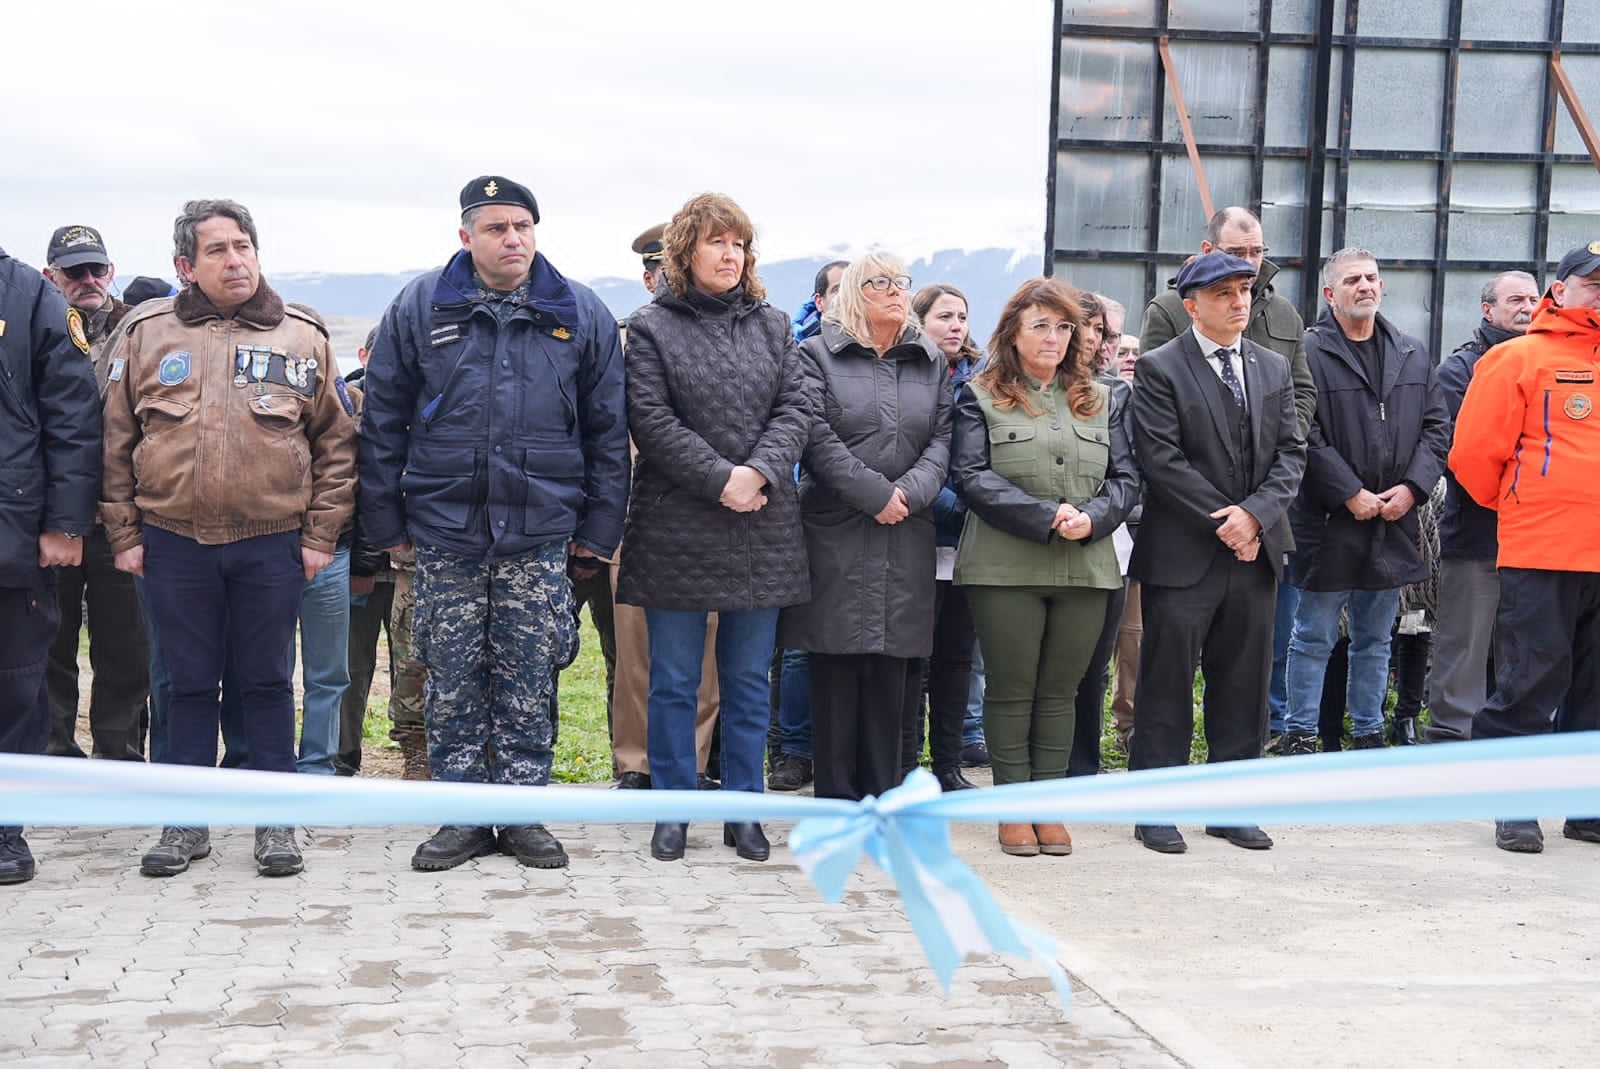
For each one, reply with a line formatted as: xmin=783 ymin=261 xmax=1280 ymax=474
xmin=951 ymin=278 xmax=1139 ymax=856
xmin=616 ymin=192 xmax=812 ymax=864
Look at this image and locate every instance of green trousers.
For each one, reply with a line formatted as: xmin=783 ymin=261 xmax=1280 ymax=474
xmin=965 ymin=584 xmax=1109 ymax=786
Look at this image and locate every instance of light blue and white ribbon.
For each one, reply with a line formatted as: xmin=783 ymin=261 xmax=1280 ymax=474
xmin=5 ymin=732 xmax=1599 ymax=1015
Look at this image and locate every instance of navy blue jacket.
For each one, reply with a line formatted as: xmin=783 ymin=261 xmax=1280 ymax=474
xmin=1436 ymin=320 xmax=1518 ymax=562
xmin=1289 ymin=308 xmax=1451 ymax=591
xmin=357 ymin=250 xmax=630 ymax=562
xmin=933 ymin=354 xmax=980 ymax=548
xmin=0 ymin=251 xmax=101 ymax=587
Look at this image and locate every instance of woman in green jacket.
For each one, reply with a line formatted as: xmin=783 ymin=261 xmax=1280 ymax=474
xmin=951 ymin=278 xmax=1140 ymax=857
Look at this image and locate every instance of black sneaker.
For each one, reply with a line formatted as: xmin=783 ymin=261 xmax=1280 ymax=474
xmin=767 ymin=754 xmax=813 ymax=792
xmin=697 ymin=772 xmax=721 ymax=791
xmin=1561 ymin=818 xmax=1600 ymax=844
xmin=1278 ymin=732 xmax=1320 ymax=757
xmin=0 ymin=826 xmax=36 ymax=884
xmin=613 ymin=771 xmax=652 ymax=790
xmin=959 ymin=743 xmax=991 ymax=768
xmin=1351 ymin=733 xmax=1386 ymax=750
xmin=140 ymin=826 xmax=212 ymax=877
xmin=497 ymin=825 xmax=569 ymax=869
xmin=1494 ymin=819 xmax=1544 ymax=853
xmin=254 ymin=826 xmax=304 ymax=877
xmin=412 ymin=825 xmax=498 ymax=871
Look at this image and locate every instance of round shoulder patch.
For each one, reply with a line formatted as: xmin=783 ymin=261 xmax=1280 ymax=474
xmin=1564 ymin=392 xmax=1592 ymax=420
xmin=66 ymin=308 xmax=90 ymax=354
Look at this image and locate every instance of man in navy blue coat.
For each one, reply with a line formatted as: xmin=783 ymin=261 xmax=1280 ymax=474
xmin=359 ymin=176 xmax=629 ymax=873
xmin=0 ymin=247 xmax=102 ymax=883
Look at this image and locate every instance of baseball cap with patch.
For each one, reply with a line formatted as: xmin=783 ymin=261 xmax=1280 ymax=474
xmin=1555 ymin=241 xmax=1600 ymax=282
xmin=47 ymin=225 xmax=110 ymax=269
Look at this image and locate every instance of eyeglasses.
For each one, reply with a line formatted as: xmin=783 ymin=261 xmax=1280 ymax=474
xmin=861 ymin=275 xmax=912 ymax=293
xmin=1025 ymin=321 xmax=1077 ymax=338
xmin=1219 ymin=245 xmax=1268 ymax=259
xmin=61 ymin=263 xmax=111 ymax=281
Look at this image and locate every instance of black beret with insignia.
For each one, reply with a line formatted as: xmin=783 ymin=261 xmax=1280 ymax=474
xmin=460 ymin=176 xmax=539 ymax=223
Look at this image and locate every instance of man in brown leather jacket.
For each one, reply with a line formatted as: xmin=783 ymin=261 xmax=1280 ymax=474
xmin=101 ymin=198 xmax=356 ymax=880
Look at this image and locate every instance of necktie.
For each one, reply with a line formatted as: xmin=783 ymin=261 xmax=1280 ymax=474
xmin=1217 ymin=349 xmax=1245 ymax=409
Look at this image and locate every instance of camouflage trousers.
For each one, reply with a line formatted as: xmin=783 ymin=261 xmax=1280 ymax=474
xmin=413 ymin=541 xmax=578 ymax=786
xmin=387 ymin=561 xmax=427 ymax=742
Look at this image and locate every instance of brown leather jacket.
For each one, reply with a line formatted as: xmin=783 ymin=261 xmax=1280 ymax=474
xmin=100 ymin=280 xmax=356 ymax=554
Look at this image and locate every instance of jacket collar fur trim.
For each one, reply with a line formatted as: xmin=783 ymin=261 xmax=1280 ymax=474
xmin=174 ymin=278 xmax=285 ymax=329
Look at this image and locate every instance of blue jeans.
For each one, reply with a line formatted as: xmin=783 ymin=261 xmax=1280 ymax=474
xmin=963 ymin=638 xmax=986 ymax=746
xmin=1286 ymin=587 xmax=1401 ymax=738
xmin=1268 ymin=579 xmax=1300 ymax=734
xmin=142 ymin=527 xmax=303 ymax=773
xmin=775 ymin=648 xmax=812 ymax=760
xmin=291 ymin=543 xmax=351 ymax=774
xmin=646 ymin=608 xmax=778 ymax=794
xmin=136 ymin=575 xmax=174 ymax=764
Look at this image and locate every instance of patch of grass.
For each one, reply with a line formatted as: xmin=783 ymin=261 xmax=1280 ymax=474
xmin=553 ymin=616 xmax=614 ymax=783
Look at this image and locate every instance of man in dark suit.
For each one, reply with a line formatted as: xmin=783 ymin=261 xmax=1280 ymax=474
xmin=1127 ymin=253 xmax=1308 ymax=854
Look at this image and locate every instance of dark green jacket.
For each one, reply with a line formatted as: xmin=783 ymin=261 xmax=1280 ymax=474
xmin=951 ymin=377 xmax=1138 ymax=589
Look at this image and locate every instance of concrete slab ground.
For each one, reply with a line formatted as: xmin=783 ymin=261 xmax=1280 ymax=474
xmin=4 ymin=800 xmax=1597 ymax=1066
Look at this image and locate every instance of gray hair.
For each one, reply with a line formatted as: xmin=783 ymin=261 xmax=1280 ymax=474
xmin=1206 ymin=206 xmax=1262 ymax=245
xmin=1481 ymin=270 xmax=1538 ymax=305
xmin=173 ymin=199 xmax=259 ymax=263
xmin=461 ymin=206 xmax=486 ymax=230
xmin=1097 ymin=294 xmax=1127 ymax=325
xmin=824 ymin=252 xmax=910 ymax=350
xmin=1322 ymin=247 xmax=1379 ymax=287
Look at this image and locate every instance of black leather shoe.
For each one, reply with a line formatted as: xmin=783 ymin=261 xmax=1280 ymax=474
xmin=651 ymin=822 xmax=688 ymax=861
xmin=498 ymin=825 xmax=569 ymax=868
xmin=1561 ymin=818 xmax=1600 ymax=844
xmin=767 ymin=754 xmax=813 ymax=792
xmin=1205 ymin=825 xmax=1274 ymax=850
xmin=412 ymin=825 xmax=497 ymax=871
xmin=1495 ymin=819 xmax=1544 ymax=853
xmin=959 ymin=743 xmax=991 ymax=768
xmin=0 ymin=827 xmax=36 ymax=884
xmin=1351 ymin=732 xmax=1386 ymax=750
xmin=934 ymin=767 xmax=977 ymax=792
xmin=1134 ymin=824 xmax=1187 ymax=854
xmin=697 ymin=772 xmax=720 ymax=791
xmin=723 ymin=822 xmax=770 ymax=862
xmin=613 ymin=771 xmax=652 ymax=790
xmin=1388 ymin=717 xmax=1419 ymax=746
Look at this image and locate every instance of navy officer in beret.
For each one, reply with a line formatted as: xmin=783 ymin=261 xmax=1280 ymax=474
xmin=1126 ymin=252 xmax=1307 ymax=854
xmin=358 ymin=175 xmax=630 ymax=872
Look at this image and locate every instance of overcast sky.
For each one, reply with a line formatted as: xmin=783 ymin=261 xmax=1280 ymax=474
xmin=3 ymin=0 xmax=1053 ymax=286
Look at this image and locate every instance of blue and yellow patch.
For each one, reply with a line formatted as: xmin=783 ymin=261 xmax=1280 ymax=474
xmin=1564 ymin=392 xmax=1592 ymax=420
xmin=158 ymin=351 xmax=191 ymax=386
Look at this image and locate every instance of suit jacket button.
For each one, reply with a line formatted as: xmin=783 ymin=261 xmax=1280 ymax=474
xmin=1008 ymin=432 xmax=1017 ymax=440
xmin=1055 ymin=457 xmax=1065 ymax=465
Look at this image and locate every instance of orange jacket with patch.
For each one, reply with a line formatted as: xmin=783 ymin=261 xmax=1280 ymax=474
xmin=1448 ymin=298 xmax=1600 ymax=571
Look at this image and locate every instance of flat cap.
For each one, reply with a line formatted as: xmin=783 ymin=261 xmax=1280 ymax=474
xmin=459 ymin=175 xmax=539 ymax=222
xmin=47 ymin=225 xmax=110 ymax=269
xmin=631 ymin=223 xmax=667 ymax=263
xmin=1555 ymin=240 xmax=1600 ymax=281
xmin=1176 ymin=251 xmax=1257 ymax=298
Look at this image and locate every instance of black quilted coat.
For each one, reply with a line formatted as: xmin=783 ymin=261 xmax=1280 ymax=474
xmin=614 ymin=285 xmax=812 ymax=612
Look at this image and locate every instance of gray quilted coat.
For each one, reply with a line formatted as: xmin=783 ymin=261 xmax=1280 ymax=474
xmin=777 ymin=322 xmax=952 ymax=658
xmin=615 ymin=286 xmax=812 ymax=612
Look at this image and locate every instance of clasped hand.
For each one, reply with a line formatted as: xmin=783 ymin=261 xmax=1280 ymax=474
xmin=720 ymin=465 xmax=769 ymax=513
xmin=1053 ymin=502 xmax=1092 ymax=541
xmin=874 ymin=487 xmax=910 ymax=525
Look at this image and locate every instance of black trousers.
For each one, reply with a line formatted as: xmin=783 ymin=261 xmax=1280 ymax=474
xmin=0 ymin=573 xmax=59 ymax=759
xmin=1069 ymin=581 xmax=1128 ymax=777
xmin=811 ymin=653 xmax=918 ymax=801
xmin=1131 ymin=553 xmax=1276 ymax=772
xmin=911 ymin=581 xmax=974 ymax=775
xmin=45 ymin=528 xmax=149 ymax=760
xmin=1474 ymin=568 xmax=1600 ymax=739
xmin=339 ymin=576 xmax=397 ymax=772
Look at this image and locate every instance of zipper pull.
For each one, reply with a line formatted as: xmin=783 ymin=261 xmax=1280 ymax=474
xmin=1379 ymin=402 xmax=1387 ymax=422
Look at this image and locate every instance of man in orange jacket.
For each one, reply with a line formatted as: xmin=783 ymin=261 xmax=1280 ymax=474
xmin=1449 ymin=241 xmax=1600 ymax=855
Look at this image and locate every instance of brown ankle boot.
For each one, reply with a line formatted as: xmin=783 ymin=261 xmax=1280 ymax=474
xmin=1034 ymin=823 xmax=1073 ymax=856
xmin=998 ymin=823 xmax=1039 ymax=856
xmin=399 ymin=735 xmax=430 ymax=781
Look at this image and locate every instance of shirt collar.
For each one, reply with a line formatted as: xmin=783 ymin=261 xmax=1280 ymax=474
xmin=1191 ymin=324 xmax=1241 ymax=359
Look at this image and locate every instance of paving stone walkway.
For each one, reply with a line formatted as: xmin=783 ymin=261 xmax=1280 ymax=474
xmin=2 ymin=823 xmax=1183 ymax=1067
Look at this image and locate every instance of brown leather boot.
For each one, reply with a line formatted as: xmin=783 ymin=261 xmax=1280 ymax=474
xmin=399 ymin=735 xmax=430 ymax=781
xmin=998 ymin=823 xmax=1039 ymax=856
xmin=1034 ymin=823 xmax=1073 ymax=856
